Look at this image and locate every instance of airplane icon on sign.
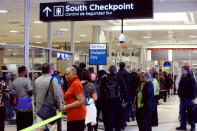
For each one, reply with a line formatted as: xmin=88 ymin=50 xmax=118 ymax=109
xmin=43 ymin=7 xmax=52 ymax=17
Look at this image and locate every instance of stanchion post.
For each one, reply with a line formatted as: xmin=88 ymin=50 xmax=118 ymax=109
xmin=57 ymin=110 xmax=62 ymax=131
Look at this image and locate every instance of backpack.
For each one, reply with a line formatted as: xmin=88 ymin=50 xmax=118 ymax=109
xmin=104 ymin=74 xmax=121 ymax=99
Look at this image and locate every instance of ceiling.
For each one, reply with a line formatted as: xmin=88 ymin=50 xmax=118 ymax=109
xmin=0 ymin=0 xmax=197 ymax=54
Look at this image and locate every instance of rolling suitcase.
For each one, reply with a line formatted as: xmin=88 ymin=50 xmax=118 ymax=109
xmin=187 ymin=104 xmax=197 ymax=123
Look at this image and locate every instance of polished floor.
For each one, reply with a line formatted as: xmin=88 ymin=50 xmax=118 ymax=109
xmin=5 ymin=95 xmax=196 ymax=131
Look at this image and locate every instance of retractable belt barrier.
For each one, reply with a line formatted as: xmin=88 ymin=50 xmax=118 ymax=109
xmin=20 ymin=110 xmax=62 ymax=131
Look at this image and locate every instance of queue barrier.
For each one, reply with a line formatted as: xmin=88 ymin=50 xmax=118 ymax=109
xmin=20 ymin=110 xmax=62 ymax=131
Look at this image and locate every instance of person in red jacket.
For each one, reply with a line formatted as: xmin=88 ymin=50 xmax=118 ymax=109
xmin=62 ymin=66 xmax=86 ymax=131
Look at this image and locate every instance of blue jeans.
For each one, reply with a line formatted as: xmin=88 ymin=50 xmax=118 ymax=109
xmin=131 ymin=96 xmax=136 ymax=119
xmin=179 ymin=98 xmax=195 ymax=129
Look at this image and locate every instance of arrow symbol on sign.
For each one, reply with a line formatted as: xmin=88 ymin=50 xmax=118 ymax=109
xmin=43 ymin=7 xmax=52 ymax=17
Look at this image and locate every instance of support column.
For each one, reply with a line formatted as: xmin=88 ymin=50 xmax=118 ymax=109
xmin=130 ymin=49 xmax=132 ymax=69
xmin=92 ymin=26 xmax=106 ymax=71
xmin=70 ymin=21 xmax=75 ymax=65
xmin=140 ymin=47 xmax=147 ymax=71
xmin=24 ymin=0 xmax=30 ymax=68
xmin=120 ymin=45 xmax=123 ymax=62
xmin=109 ymin=32 xmax=112 ymax=65
xmin=47 ymin=22 xmax=52 ymax=64
xmin=71 ymin=21 xmax=75 ymax=65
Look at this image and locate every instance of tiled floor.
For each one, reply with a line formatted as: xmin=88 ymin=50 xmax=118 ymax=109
xmin=5 ymin=95 xmax=196 ymax=131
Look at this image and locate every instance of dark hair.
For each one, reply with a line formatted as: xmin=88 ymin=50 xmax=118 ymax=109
xmin=54 ymin=70 xmax=60 ymax=75
xmin=42 ymin=63 xmax=51 ymax=74
xmin=79 ymin=62 xmax=86 ymax=69
xmin=18 ymin=66 xmax=26 ymax=74
xmin=88 ymin=67 xmax=94 ymax=73
xmin=153 ymin=71 xmax=159 ymax=81
xmin=182 ymin=65 xmax=190 ymax=71
xmin=98 ymin=70 xmax=106 ymax=80
xmin=1 ymin=66 xmax=8 ymax=70
xmin=119 ymin=62 xmax=125 ymax=69
xmin=81 ymin=69 xmax=90 ymax=81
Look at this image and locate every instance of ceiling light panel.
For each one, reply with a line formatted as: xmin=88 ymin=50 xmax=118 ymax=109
xmin=0 ymin=10 xmax=8 ymax=13
xmin=9 ymin=30 xmax=18 ymax=33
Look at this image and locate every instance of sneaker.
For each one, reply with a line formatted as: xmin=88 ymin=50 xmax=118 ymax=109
xmin=176 ymin=127 xmax=187 ymax=130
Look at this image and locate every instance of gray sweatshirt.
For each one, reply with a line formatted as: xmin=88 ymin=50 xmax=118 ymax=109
xmin=34 ymin=74 xmax=61 ymax=112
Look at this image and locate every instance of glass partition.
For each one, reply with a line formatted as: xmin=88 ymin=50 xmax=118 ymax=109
xmin=0 ymin=46 xmax=24 ymax=70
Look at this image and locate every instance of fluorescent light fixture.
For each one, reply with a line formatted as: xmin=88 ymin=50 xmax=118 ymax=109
xmin=168 ymin=50 xmax=172 ymax=61
xmin=116 ymin=44 xmax=120 ymax=45
xmin=104 ymin=25 xmax=197 ymax=31
xmin=150 ymin=41 xmax=157 ymax=43
xmin=189 ymin=35 xmax=197 ymax=38
xmin=33 ymin=21 xmax=43 ymax=24
xmin=9 ymin=30 xmax=18 ymax=33
xmin=0 ymin=10 xmax=8 ymax=13
xmin=75 ymin=41 xmax=80 ymax=43
xmin=0 ymin=43 xmax=6 ymax=44
xmin=52 ymin=45 xmax=59 ymax=47
xmin=35 ymin=42 xmax=42 ymax=44
xmin=35 ymin=36 xmax=42 ymax=38
xmin=59 ymin=28 xmax=68 ymax=31
xmin=80 ymin=34 xmax=87 ymax=37
xmin=111 ymin=50 xmax=116 ymax=52
xmin=56 ymin=31 xmax=64 ymax=35
xmin=126 ymin=13 xmax=188 ymax=22
xmin=168 ymin=31 xmax=174 ymax=34
xmin=143 ymin=36 xmax=151 ymax=39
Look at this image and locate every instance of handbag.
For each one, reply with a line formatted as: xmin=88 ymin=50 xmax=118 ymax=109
xmin=36 ymin=77 xmax=57 ymax=125
xmin=186 ymin=104 xmax=197 ymax=123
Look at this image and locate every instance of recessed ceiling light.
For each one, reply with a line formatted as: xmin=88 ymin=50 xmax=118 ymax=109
xmin=0 ymin=10 xmax=8 ymax=13
xmin=35 ymin=42 xmax=42 ymax=44
xmin=52 ymin=45 xmax=59 ymax=47
xmin=189 ymin=35 xmax=197 ymax=38
xmin=80 ymin=34 xmax=87 ymax=37
xmin=33 ymin=21 xmax=43 ymax=24
xmin=35 ymin=36 xmax=42 ymax=38
xmin=143 ymin=36 xmax=151 ymax=39
xmin=9 ymin=30 xmax=18 ymax=33
xmin=168 ymin=31 xmax=174 ymax=34
xmin=75 ymin=41 xmax=80 ymax=43
xmin=59 ymin=29 xmax=68 ymax=31
xmin=0 ymin=43 xmax=6 ymax=44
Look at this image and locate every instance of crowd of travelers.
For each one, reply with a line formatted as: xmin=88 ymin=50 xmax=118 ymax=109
xmin=0 ymin=62 xmax=196 ymax=131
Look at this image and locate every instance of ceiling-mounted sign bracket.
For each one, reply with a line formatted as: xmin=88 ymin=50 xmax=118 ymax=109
xmin=40 ymin=0 xmax=153 ymax=22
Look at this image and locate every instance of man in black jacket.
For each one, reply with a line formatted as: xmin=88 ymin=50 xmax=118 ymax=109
xmin=117 ymin=62 xmax=130 ymax=129
xmin=136 ymin=72 xmax=154 ymax=131
xmin=130 ymin=68 xmax=140 ymax=121
xmin=177 ymin=65 xmax=196 ymax=131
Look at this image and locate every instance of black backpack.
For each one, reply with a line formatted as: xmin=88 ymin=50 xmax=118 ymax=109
xmin=104 ymin=74 xmax=120 ymax=99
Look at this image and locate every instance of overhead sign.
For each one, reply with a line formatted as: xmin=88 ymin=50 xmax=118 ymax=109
xmin=57 ymin=53 xmax=71 ymax=60
xmin=89 ymin=43 xmax=107 ymax=65
xmin=164 ymin=62 xmax=171 ymax=69
xmin=40 ymin=0 xmax=153 ymax=22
